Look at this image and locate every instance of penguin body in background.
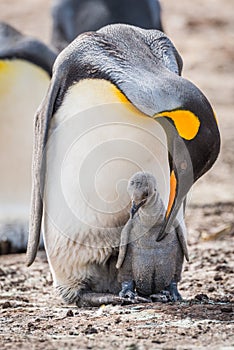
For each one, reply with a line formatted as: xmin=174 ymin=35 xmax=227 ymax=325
xmin=27 ymin=24 xmax=220 ymax=306
xmin=51 ymin=0 xmax=163 ymax=51
xmin=0 ymin=22 xmax=57 ymax=254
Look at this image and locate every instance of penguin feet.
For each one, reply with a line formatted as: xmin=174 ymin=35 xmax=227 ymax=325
xmin=76 ymin=291 xmax=127 ymax=307
xmin=76 ymin=290 xmax=150 ymax=307
xmin=119 ymin=280 xmax=136 ymax=299
xmin=166 ymin=281 xmax=183 ymax=302
xmin=151 ymin=285 xmax=183 ymax=303
xmin=118 ymin=281 xmax=151 ymax=303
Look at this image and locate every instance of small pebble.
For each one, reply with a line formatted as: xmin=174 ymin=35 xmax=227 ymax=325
xmin=66 ymin=309 xmax=74 ymax=317
xmin=194 ymin=294 xmax=209 ymax=301
xmin=2 ymin=301 xmax=11 ymax=309
xmin=152 ymin=340 xmax=163 ymax=344
xmin=27 ymin=322 xmax=34 ymax=329
xmin=0 ymin=268 xmax=6 ymax=276
xmin=84 ymin=326 xmax=98 ymax=334
xmin=220 ymin=306 xmax=233 ymax=313
xmin=115 ymin=317 xmax=121 ymax=324
xmin=214 ymin=274 xmax=223 ymax=281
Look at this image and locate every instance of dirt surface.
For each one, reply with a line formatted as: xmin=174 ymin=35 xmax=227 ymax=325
xmin=0 ymin=0 xmax=234 ymax=349
xmin=0 ymin=204 xmax=233 ymax=350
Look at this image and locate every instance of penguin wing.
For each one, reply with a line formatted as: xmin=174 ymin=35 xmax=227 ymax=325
xmin=116 ymin=219 xmax=134 ymax=269
xmin=26 ymin=72 xmax=62 ymax=266
xmin=174 ymin=219 xmax=189 ymax=262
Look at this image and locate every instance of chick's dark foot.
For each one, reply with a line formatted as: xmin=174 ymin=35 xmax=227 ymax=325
xmin=167 ymin=281 xmax=183 ymax=301
xmin=119 ymin=281 xmax=151 ymax=304
xmin=119 ymin=281 xmax=136 ymax=299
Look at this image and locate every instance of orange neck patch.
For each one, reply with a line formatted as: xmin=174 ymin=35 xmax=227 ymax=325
xmin=166 ymin=170 xmax=177 ymax=218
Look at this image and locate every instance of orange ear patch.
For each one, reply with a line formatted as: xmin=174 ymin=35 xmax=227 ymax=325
xmin=166 ymin=170 xmax=177 ymax=218
xmin=154 ymin=109 xmax=200 ymax=140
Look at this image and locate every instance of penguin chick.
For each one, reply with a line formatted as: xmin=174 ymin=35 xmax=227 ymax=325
xmin=116 ymin=171 xmax=189 ymax=301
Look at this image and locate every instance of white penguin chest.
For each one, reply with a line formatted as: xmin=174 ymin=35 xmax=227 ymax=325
xmin=44 ymin=79 xmax=170 ymax=237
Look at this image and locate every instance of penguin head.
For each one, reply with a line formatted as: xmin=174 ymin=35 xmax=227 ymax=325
xmin=127 ymin=172 xmax=157 ymax=218
xmin=0 ymin=21 xmax=56 ymax=75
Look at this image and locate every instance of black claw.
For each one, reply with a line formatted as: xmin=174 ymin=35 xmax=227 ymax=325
xmin=119 ymin=280 xmax=136 ymax=299
xmin=119 ymin=289 xmax=136 ymax=299
xmin=118 ymin=281 xmax=151 ymax=303
xmin=167 ymin=281 xmax=183 ymax=302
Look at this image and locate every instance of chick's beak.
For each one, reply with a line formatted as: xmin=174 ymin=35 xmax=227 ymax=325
xmin=130 ymin=199 xmax=147 ymax=218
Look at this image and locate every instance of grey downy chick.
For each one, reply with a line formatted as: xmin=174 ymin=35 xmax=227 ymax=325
xmin=116 ymin=171 xmax=189 ymax=301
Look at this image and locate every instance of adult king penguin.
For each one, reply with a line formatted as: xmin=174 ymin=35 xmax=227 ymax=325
xmin=0 ymin=22 xmax=56 ymax=254
xmin=51 ymin=0 xmax=163 ymax=51
xmin=27 ymin=24 xmax=220 ymax=306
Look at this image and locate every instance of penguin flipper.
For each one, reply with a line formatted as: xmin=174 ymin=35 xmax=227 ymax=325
xmin=26 ymin=77 xmax=61 ymax=266
xmin=175 ymin=220 xmax=189 ymax=262
xmin=116 ymin=219 xmax=133 ymax=269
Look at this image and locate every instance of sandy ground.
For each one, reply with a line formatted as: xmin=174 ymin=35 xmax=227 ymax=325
xmin=0 ymin=204 xmax=233 ymax=350
xmin=0 ymin=0 xmax=233 ymax=349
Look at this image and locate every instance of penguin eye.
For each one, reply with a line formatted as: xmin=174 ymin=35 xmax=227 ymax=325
xmin=130 ymin=181 xmax=134 ymax=186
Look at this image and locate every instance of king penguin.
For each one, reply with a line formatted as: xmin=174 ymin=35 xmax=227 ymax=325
xmin=51 ymin=0 xmax=163 ymax=51
xmin=0 ymin=22 xmax=56 ymax=253
xmin=27 ymin=24 xmax=220 ymax=305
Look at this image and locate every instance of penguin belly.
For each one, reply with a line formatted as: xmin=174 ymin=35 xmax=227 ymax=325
xmin=131 ymin=246 xmax=156 ymax=296
xmin=152 ymin=232 xmax=182 ymax=292
xmin=0 ymin=59 xmax=50 ymax=221
xmin=132 ymin=231 xmax=181 ymax=295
